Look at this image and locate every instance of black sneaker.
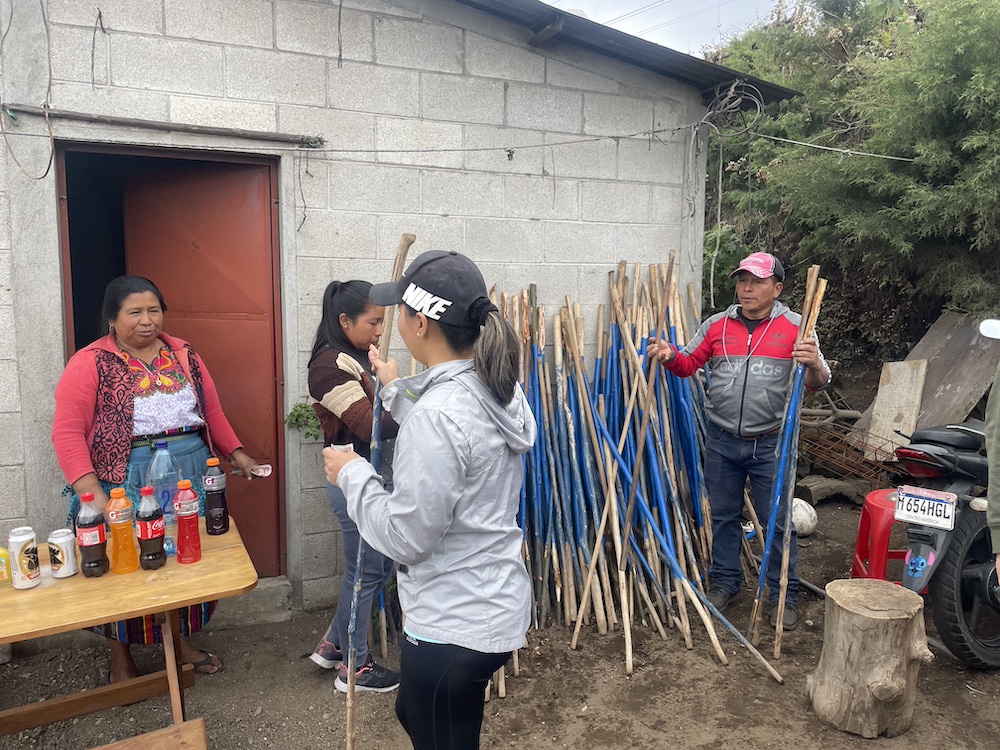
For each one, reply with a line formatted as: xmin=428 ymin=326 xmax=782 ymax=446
xmin=706 ymin=587 xmax=737 ymax=611
xmin=769 ymin=602 xmax=798 ymax=631
xmin=334 ymin=655 xmax=400 ymax=694
xmin=309 ymin=638 xmax=342 ymax=670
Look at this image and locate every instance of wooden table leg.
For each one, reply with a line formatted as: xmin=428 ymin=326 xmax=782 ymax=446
xmin=158 ymin=610 xmax=186 ymax=724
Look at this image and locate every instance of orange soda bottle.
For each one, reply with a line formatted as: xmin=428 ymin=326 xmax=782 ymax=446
xmin=174 ymin=479 xmax=202 ymax=564
xmin=106 ymin=488 xmax=139 ymax=574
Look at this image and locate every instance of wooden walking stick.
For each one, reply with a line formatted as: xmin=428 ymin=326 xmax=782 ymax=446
xmin=346 ymin=233 xmax=414 ymax=750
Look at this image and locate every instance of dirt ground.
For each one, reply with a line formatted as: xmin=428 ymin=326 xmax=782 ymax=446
xmin=2 ymin=499 xmax=999 ymax=750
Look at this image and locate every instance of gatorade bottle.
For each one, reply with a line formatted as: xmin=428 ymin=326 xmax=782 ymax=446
xmin=174 ymin=479 xmax=202 ymax=564
xmin=107 ymin=488 xmax=139 ymax=574
xmin=76 ymin=492 xmax=110 ymax=578
xmin=145 ymin=440 xmax=181 ymax=556
xmin=203 ymin=457 xmax=229 ymax=536
xmin=136 ymin=485 xmax=166 ymax=571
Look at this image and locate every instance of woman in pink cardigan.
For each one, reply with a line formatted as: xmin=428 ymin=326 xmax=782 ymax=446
xmin=53 ymin=275 xmax=263 ymax=683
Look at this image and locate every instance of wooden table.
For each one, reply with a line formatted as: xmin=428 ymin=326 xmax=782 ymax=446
xmin=0 ymin=518 xmax=258 ymax=736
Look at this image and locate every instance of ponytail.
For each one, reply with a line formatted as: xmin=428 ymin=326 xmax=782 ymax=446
xmin=473 ymin=311 xmax=520 ymax=405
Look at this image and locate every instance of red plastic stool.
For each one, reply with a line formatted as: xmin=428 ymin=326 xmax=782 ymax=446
xmin=850 ymin=488 xmax=908 ymax=581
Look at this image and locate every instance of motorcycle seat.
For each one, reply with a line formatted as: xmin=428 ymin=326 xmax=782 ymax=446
xmin=954 ymin=453 xmax=989 ymax=486
xmin=908 ymin=425 xmax=983 ymax=451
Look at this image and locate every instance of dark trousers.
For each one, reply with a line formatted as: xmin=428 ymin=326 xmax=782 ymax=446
xmin=396 ymin=637 xmax=510 ymax=750
xmin=703 ymin=422 xmax=799 ymax=604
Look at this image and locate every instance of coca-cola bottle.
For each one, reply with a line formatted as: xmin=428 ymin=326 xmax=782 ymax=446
xmin=76 ymin=492 xmax=109 ymax=578
xmin=203 ymin=457 xmax=229 ymax=535
xmin=136 ymin=485 xmax=166 ymax=570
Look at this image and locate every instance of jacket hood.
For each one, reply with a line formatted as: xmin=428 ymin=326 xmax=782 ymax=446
xmin=725 ymin=300 xmax=790 ymax=320
xmin=382 ymin=359 xmax=536 ymax=454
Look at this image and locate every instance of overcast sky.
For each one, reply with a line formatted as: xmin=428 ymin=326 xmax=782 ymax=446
xmin=538 ymin=0 xmax=778 ymax=56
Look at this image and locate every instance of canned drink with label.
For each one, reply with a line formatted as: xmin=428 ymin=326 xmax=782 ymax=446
xmin=47 ymin=528 xmax=79 ymax=579
xmin=8 ymin=527 xmax=40 ymax=590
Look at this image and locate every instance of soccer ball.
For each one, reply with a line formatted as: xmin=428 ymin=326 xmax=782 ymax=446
xmin=792 ymin=497 xmax=818 ymax=537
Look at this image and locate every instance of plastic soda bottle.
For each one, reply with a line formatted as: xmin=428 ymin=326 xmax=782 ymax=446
xmin=203 ymin=457 xmax=229 ymax=535
xmin=145 ymin=440 xmax=181 ymax=556
xmin=174 ymin=479 xmax=202 ymax=564
xmin=107 ymin=488 xmax=139 ymax=574
xmin=76 ymin=492 xmax=110 ymax=577
xmin=136 ymin=485 xmax=167 ymax=570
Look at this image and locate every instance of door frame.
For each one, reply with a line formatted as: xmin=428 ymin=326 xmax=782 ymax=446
xmin=55 ymin=142 xmax=287 ymax=575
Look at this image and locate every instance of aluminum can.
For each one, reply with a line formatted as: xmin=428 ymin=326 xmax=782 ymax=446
xmin=47 ymin=528 xmax=79 ymax=579
xmin=8 ymin=527 xmax=40 ymax=590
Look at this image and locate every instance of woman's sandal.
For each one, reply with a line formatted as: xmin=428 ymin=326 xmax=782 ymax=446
xmin=189 ymin=650 xmax=225 ymax=675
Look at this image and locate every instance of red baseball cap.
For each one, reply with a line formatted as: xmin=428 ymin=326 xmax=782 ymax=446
xmin=730 ymin=252 xmax=784 ymax=281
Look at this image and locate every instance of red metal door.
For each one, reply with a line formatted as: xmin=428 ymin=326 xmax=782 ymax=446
xmin=123 ymin=161 xmax=284 ymax=577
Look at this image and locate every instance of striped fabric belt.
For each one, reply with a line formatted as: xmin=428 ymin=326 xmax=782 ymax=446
xmin=131 ymin=426 xmax=204 ymax=449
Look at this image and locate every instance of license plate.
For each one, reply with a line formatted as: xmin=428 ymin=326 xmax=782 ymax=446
xmin=895 ymin=485 xmax=958 ymax=531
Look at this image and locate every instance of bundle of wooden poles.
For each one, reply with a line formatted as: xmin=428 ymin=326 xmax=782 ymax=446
xmin=492 ymin=260 xmax=806 ymax=683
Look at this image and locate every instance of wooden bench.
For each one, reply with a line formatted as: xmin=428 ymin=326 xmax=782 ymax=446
xmin=91 ymin=717 xmax=208 ymax=749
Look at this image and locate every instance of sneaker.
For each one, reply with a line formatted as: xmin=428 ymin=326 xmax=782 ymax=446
xmin=705 ymin=587 xmax=737 ymax=611
xmin=769 ymin=602 xmax=798 ymax=631
xmin=334 ymin=655 xmax=400 ymax=694
xmin=309 ymin=639 xmax=342 ymax=670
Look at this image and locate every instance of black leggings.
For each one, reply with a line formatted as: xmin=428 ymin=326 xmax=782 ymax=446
xmin=396 ymin=636 xmax=510 ymax=750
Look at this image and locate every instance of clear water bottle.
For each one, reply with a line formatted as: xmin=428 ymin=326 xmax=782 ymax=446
xmin=145 ymin=440 xmax=181 ymax=557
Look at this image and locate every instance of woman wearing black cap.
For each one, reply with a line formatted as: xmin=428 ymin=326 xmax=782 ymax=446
xmin=323 ymin=251 xmax=537 ymax=750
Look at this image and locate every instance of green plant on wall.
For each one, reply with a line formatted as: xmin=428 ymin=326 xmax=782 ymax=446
xmin=285 ymin=402 xmax=321 ymax=440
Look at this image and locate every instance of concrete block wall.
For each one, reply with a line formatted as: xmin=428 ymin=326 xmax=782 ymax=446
xmin=6 ymin=0 xmax=709 ymax=609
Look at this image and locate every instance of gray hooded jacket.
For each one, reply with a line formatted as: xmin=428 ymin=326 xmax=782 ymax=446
xmin=339 ymin=359 xmax=536 ymax=654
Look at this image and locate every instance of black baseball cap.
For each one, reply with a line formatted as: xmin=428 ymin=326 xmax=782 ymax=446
xmin=369 ymin=250 xmax=495 ymax=328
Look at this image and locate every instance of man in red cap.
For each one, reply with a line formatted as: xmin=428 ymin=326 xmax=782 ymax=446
xmin=648 ymin=251 xmax=830 ymax=630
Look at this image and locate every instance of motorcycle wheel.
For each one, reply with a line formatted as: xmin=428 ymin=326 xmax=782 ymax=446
xmin=929 ymin=508 xmax=1000 ymax=670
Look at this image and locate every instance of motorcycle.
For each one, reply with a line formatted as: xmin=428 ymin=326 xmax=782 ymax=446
xmin=888 ymin=421 xmax=1000 ymax=670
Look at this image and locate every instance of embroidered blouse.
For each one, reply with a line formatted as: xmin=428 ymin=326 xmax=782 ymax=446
xmin=119 ymin=344 xmax=205 ymax=437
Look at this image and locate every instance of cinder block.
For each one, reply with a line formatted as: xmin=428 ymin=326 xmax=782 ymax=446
xmin=50 ymin=82 xmax=170 ymax=121
xmin=0 ymin=412 xmax=24 ymax=466
xmin=376 ymin=117 xmax=463 ymax=169
xmin=546 ymin=59 xmax=618 ymax=94
xmin=166 ymin=0 xmax=272 ymax=47
xmin=542 ymin=221 xmax=617 ymax=264
xmin=49 ymin=25 xmax=107 ymax=85
xmin=463 ymin=125 xmax=545 ymax=176
xmin=504 ymin=175 xmax=579 ymax=221
xmin=614 ymin=224 xmax=677 ymax=265
xmin=169 ymin=96 xmax=276 ymax=132
xmin=330 ymin=257 xmax=393 ymax=283
xmin=296 ymin=210 xmax=378 ymax=260
xmin=48 ymin=0 xmax=163 ymax=34
xmin=617 ymin=136 xmax=686 ymax=184
xmin=111 ymin=35 xmax=224 ymax=96
xmin=328 ymin=163 xmax=421 ymax=213
xmin=297 ymin=258 xmax=333 ymax=303
xmin=299 ymin=304 xmax=323 ymax=353
xmin=226 ymin=48 xmax=326 ymax=106
xmin=302 ymin=530 xmax=341 ymax=579
xmin=465 ymin=32 xmax=544 ymax=84
xmin=464 ymin=218 xmax=544 ymax=263
xmin=276 ymin=2 xmax=373 ymax=62
xmin=0 ymin=252 xmax=11 ymax=304
xmin=581 ymin=182 xmax=650 ymax=224
xmin=506 ymin=84 xmax=582 ymax=134
xmin=654 ymin=98 xmax=687 ymax=130
xmin=377 ymin=214 xmax=464 ymax=254
xmin=278 ymin=106 xmax=375 ymax=163
xmin=502 ymin=263 xmax=580 ymax=306
xmin=0 ymin=465 xmax=26 ymax=519
xmin=421 ymin=170 xmax=503 ymax=217
xmin=301 ymin=487 xmax=337 ymax=535
xmin=301 ymin=576 xmax=340 ymax=611
xmin=341 ymin=0 xmax=421 ymax=18
xmin=0 ymin=204 xmax=9 ymax=252
xmin=584 ymin=93 xmax=655 ymax=137
xmin=651 ymin=185 xmax=684 ymax=226
xmin=292 ymin=160 xmax=331 ymax=211
xmin=0 ymin=360 xmax=20 ymax=412
xmin=544 ymin=135 xmax=617 ymax=180
xmin=299 ymin=436 xmax=326 ymax=490
xmin=0 ymin=306 xmax=14 ymax=360
xmin=421 ymin=74 xmax=505 ymax=127
xmin=374 ymin=17 xmax=462 ymax=74
xmin=329 ymin=64 xmax=421 ymax=118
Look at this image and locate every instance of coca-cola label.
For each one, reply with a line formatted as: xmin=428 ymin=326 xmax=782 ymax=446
xmin=77 ymin=525 xmax=106 ymax=546
xmin=203 ymin=474 xmax=226 ymax=491
xmin=106 ymin=506 xmax=134 ymax=524
xmin=137 ymin=517 xmax=165 ymax=540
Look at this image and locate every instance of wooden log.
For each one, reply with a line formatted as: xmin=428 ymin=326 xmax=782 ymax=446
xmin=795 ymin=474 xmax=869 ymax=507
xmin=806 ymin=579 xmax=933 ymax=739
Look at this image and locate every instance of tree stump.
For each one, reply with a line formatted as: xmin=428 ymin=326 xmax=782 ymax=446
xmin=806 ymin=579 xmax=933 ymax=738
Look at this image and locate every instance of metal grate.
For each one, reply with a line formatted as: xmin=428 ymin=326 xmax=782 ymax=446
xmin=798 ymin=423 xmax=895 ymax=489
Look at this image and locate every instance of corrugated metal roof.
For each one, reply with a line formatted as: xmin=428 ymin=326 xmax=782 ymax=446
xmin=450 ymin=0 xmax=798 ymax=104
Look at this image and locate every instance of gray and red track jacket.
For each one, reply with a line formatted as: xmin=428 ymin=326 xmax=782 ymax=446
xmin=664 ymin=301 xmax=830 ymax=438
